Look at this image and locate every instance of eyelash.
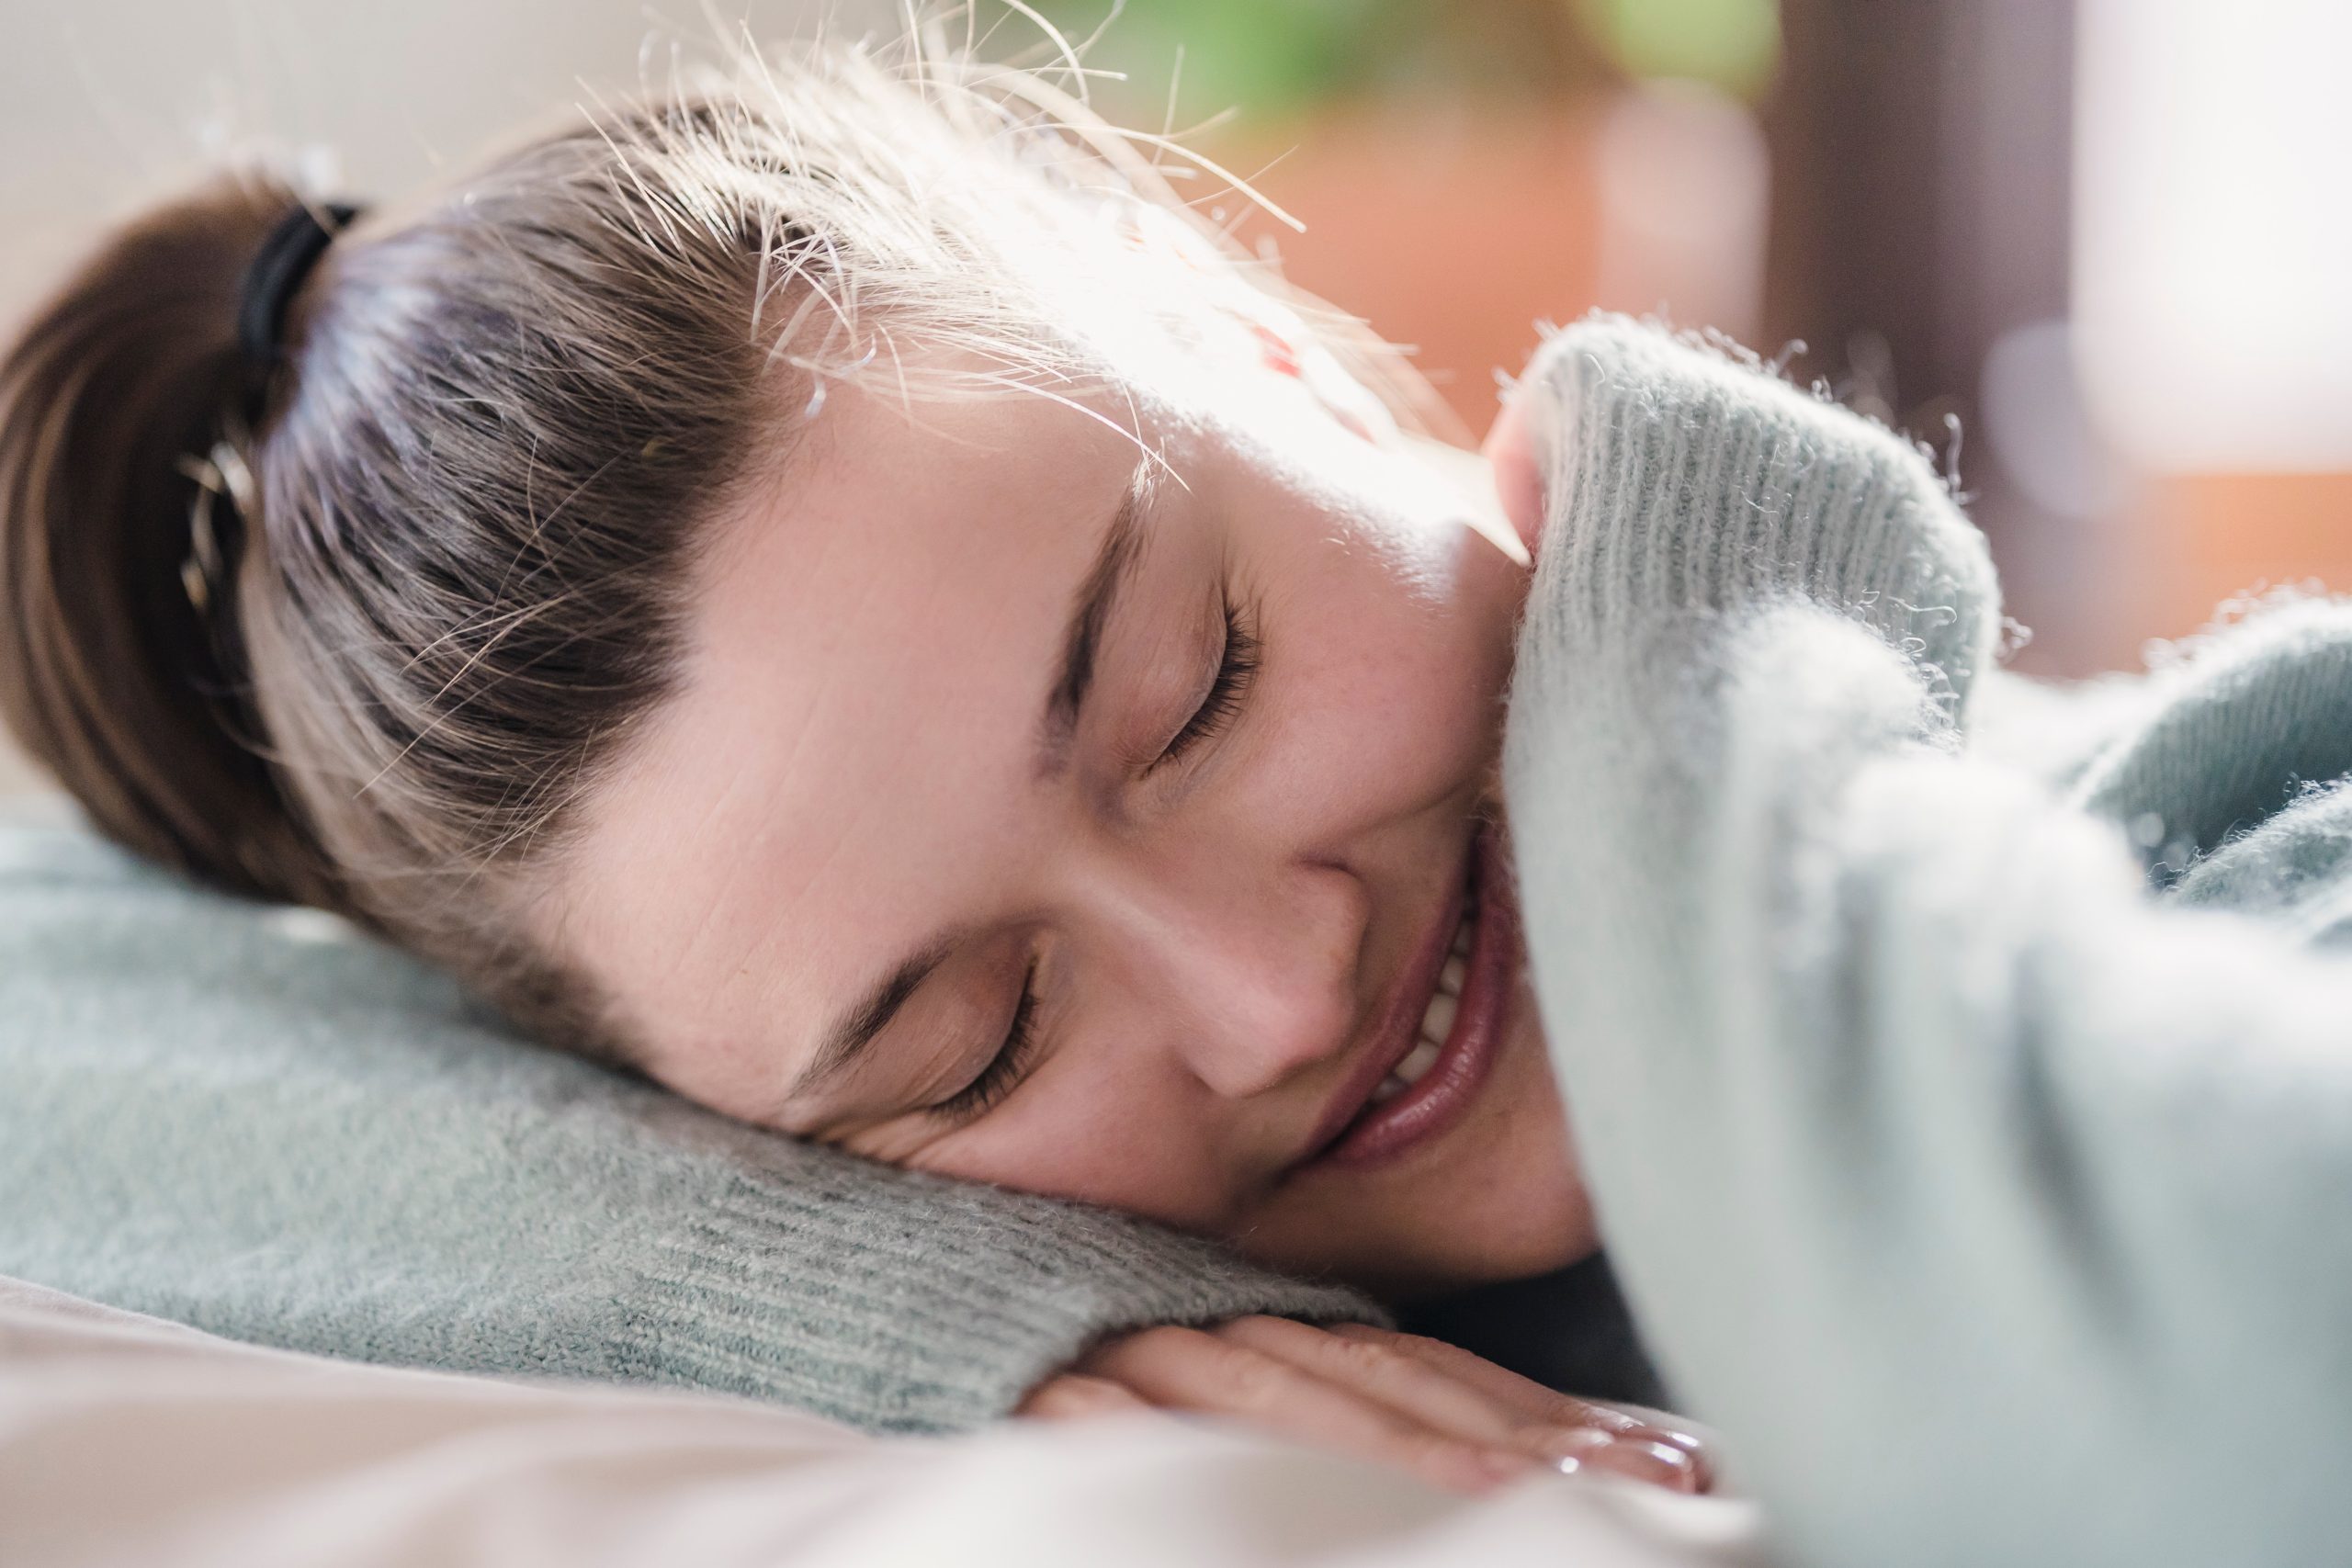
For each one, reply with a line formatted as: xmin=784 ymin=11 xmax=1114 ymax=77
xmin=931 ymin=586 xmax=1261 ymax=1122
xmin=932 ymin=959 xmax=1042 ymax=1120
xmin=1156 ymin=588 xmax=1261 ymax=769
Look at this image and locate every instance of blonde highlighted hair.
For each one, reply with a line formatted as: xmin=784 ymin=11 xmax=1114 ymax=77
xmin=0 ymin=17 xmax=1438 ymax=1056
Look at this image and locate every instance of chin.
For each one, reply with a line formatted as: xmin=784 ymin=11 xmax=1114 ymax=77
xmin=1238 ymin=980 xmax=1597 ymax=1301
xmin=1351 ymin=1063 xmax=1596 ymax=1303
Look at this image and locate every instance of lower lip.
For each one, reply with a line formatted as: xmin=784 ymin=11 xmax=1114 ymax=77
xmin=1319 ymin=829 xmax=1517 ymax=1169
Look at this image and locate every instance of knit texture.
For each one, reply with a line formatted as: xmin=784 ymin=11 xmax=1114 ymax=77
xmin=1503 ymin=315 xmax=2352 ymax=1568
xmin=0 ymin=828 xmax=1379 ymax=1435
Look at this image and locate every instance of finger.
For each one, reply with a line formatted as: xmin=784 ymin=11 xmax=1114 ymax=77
xmin=1236 ymin=1318 xmax=1702 ymax=1488
xmin=1535 ymin=1425 xmax=1712 ymax=1495
xmin=1329 ymin=1325 xmax=1714 ymax=1492
xmin=1212 ymin=1315 xmax=1523 ymax=1449
xmin=1077 ymin=1325 xmax=1537 ymax=1496
xmin=1326 ymin=1324 xmax=1616 ymax=1427
xmin=1016 ymin=1373 xmax=1156 ymax=1421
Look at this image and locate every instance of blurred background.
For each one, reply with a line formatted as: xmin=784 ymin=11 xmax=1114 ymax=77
xmin=3 ymin=0 xmax=2346 ymax=703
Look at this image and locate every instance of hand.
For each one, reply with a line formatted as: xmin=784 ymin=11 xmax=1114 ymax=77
xmin=1019 ymin=1317 xmax=1710 ymax=1498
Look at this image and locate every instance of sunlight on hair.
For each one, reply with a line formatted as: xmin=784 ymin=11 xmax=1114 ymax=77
xmin=0 ymin=4 xmax=1453 ymax=1057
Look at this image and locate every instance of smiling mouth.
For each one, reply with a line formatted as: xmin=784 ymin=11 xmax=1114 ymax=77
xmin=1366 ymin=907 xmax=1473 ymax=1108
xmin=1296 ymin=826 xmax=1515 ymax=1173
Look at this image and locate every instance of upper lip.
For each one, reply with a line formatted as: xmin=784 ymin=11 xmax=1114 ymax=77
xmin=1287 ymin=840 xmax=1473 ymax=1171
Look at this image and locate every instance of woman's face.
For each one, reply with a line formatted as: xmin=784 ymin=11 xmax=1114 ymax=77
xmin=555 ymin=346 xmax=1595 ymax=1298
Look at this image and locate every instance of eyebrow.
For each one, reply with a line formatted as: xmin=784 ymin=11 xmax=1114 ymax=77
xmin=789 ymin=936 xmax=953 ymax=1103
xmin=786 ymin=462 xmax=1153 ymax=1107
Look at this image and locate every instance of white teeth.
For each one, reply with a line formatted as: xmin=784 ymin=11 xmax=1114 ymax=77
xmin=1364 ymin=896 xmax=1478 ymax=1120
xmin=1419 ymin=987 xmax=1457 ymax=1046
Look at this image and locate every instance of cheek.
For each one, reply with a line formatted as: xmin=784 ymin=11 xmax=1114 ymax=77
xmin=1261 ymin=519 xmax=1521 ymax=800
xmin=900 ymin=1072 xmax=1245 ymax=1233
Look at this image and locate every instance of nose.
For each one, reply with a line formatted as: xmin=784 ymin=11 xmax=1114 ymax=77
xmin=1084 ymin=851 xmax=1369 ymax=1101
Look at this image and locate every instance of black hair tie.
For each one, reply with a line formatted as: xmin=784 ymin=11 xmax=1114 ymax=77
xmin=235 ymin=201 xmax=364 ymax=416
xmin=183 ymin=201 xmax=363 ymax=615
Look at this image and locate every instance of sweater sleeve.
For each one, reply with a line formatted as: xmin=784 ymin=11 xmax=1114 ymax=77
xmin=1501 ymin=317 xmax=2352 ymax=1568
xmin=0 ymin=827 xmax=1380 ymax=1437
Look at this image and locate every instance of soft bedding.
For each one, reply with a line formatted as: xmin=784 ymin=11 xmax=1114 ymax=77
xmin=0 ymin=1275 xmax=1764 ymax=1568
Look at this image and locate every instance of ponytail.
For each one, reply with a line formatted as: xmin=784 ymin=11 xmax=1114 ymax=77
xmin=0 ymin=173 xmax=339 ymax=908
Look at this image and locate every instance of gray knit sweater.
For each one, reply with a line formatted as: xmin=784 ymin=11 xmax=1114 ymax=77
xmin=1506 ymin=316 xmax=2352 ymax=1567
xmin=0 ymin=826 xmax=1374 ymax=1433
xmin=8 ymin=317 xmax=2352 ymax=1568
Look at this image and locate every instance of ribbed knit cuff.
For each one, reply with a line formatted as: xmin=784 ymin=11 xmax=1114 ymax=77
xmin=1515 ymin=315 xmax=1999 ymax=712
xmin=626 ymin=1152 xmax=1387 ymax=1436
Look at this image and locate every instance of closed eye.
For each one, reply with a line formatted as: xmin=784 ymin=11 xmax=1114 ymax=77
xmin=1155 ymin=586 xmax=1259 ymax=769
xmin=930 ymin=959 xmax=1041 ymax=1120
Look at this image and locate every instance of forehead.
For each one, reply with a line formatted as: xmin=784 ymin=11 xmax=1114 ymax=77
xmin=551 ymin=379 xmax=1145 ymax=1104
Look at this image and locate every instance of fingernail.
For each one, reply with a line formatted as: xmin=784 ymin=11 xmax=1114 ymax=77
xmin=1591 ymin=1436 xmax=1706 ymax=1494
xmin=1620 ymin=1422 xmax=1713 ymax=1493
xmin=1532 ymin=1426 xmax=1710 ymax=1495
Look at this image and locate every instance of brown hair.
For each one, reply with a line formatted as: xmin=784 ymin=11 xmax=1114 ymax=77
xmin=0 ymin=38 xmax=1436 ymax=1057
